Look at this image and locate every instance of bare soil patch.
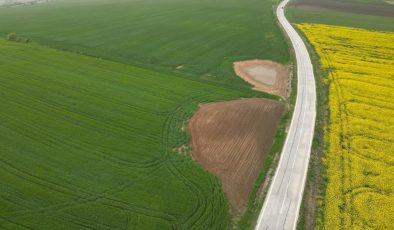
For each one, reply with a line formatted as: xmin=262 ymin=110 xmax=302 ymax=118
xmin=189 ymin=98 xmax=285 ymax=212
xmin=288 ymin=0 xmax=394 ymax=17
xmin=234 ymin=60 xmax=290 ymax=99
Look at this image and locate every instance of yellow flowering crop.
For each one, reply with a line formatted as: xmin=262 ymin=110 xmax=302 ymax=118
xmin=298 ymin=24 xmax=394 ymax=229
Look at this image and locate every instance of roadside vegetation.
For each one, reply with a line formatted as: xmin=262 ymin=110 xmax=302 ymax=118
xmin=293 ymin=25 xmax=328 ymax=230
xmin=298 ymin=23 xmax=394 ymax=229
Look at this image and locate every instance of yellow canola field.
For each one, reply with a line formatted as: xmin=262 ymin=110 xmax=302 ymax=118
xmin=298 ymin=24 xmax=394 ymax=229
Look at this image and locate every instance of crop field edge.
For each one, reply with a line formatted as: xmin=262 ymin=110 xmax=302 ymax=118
xmin=14 ymin=35 xmax=266 ymax=95
xmin=14 ymin=35 xmax=280 ymax=100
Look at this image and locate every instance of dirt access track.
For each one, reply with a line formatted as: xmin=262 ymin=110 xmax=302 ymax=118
xmin=234 ymin=60 xmax=290 ymax=99
xmin=189 ymin=98 xmax=285 ymax=212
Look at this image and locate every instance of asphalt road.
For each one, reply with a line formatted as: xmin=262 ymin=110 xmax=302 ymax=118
xmin=255 ymin=0 xmax=316 ymax=229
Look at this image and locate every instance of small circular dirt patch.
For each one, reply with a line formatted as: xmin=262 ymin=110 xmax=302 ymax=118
xmin=234 ymin=59 xmax=290 ymax=98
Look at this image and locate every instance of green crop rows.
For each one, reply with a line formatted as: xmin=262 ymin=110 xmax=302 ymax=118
xmin=0 ymin=0 xmax=290 ymax=229
xmin=0 ymin=39 xmax=267 ymax=229
xmin=0 ymin=0 xmax=289 ymax=85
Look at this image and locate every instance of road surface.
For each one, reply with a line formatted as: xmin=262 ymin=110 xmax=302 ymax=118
xmin=255 ymin=0 xmax=316 ymax=229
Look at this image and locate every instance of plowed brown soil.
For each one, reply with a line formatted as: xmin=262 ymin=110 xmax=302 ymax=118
xmin=188 ymin=98 xmax=285 ymax=212
xmin=234 ymin=60 xmax=290 ymax=98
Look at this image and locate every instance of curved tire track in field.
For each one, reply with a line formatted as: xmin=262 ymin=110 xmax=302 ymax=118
xmin=160 ymin=98 xmax=211 ymax=228
xmin=1 ymin=61 xmax=227 ymax=228
xmin=1 ymin=96 xmax=210 ymax=228
xmin=159 ymin=93 xmax=228 ymax=228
